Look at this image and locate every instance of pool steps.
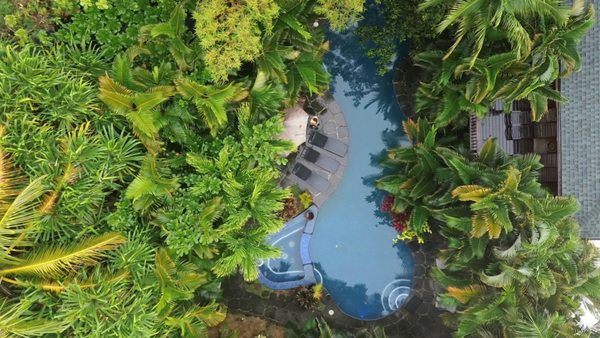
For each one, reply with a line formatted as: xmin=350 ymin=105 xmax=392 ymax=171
xmin=257 ymin=205 xmax=319 ymax=289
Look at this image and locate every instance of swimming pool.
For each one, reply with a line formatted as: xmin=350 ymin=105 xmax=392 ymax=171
xmin=306 ymin=27 xmax=414 ymax=321
xmin=258 ymin=13 xmax=414 ymax=321
xmin=257 ymin=206 xmax=318 ymax=290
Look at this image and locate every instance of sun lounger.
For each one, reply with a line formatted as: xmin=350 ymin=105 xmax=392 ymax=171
xmin=292 ymin=163 xmax=329 ymax=192
xmin=307 ymin=131 xmax=348 ymax=157
xmin=300 ymin=146 xmax=340 ymax=173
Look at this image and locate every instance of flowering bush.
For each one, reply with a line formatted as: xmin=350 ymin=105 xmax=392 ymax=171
xmin=381 ymin=195 xmax=429 ymax=243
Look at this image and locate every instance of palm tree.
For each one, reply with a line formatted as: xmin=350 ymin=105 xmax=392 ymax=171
xmin=424 ymin=139 xmax=600 ymax=337
xmin=0 ymin=299 xmax=67 ymax=337
xmin=175 ymin=77 xmax=246 ymax=136
xmin=420 ymin=0 xmax=572 ymax=64
xmin=416 ymin=0 xmax=595 ymax=124
xmin=98 ymin=74 xmax=175 ymax=154
xmin=125 ymin=155 xmax=179 ymax=213
xmin=377 ymin=118 xmax=474 ymax=240
xmin=255 ymin=0 xmax=330 ymax=101
xmin=0 ymin=137 xmax=126 ymax=292
xmin=154 ymin=248 xmax=226 ymax=336
xmin=138 ymin=2 xmax=194 ymax=71
xmin=436 ymin=218 xmax=600 ymax=337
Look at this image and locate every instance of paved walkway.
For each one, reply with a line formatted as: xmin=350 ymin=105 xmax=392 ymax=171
xmin=223 ymin=237 xmax=450 ymax=337
xmin=392 ymin=56 xmax=421 ymax=119
xmin=280 ymin=93 xmax=348 ymax=207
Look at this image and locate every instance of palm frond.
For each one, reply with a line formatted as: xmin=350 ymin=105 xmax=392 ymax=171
xmin=0 ymin=232 xmax=126 ymax=278
xmin=446 ymin=285 xmax=487 ymax=304
xmin=0 ymin=299 xmax=67 ymax=337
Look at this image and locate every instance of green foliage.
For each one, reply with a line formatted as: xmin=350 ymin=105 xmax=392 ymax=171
xmin=380 ymin=122 xmax=600 ymax=336
xmin=0 ymin=43 xmax=144 ymax=241
xmin=192 ymin=0 xmax=331 ymax=100
xmin=357 ymin=0 xmax=449 ymax=74
xmin=194 ymin=0 xmax=280 ymax=82
xmin=0 ymin=0 xmax=374 ymax=335
xmin=125 ymin=155 xmax=179 ymax=213
xmin=162 ymin=105 xmax=293 ymax=280
xmin=56 ymin=270 xmax=159 ymax=337
xmin=414 ymin=0 xmax=596 ymax=126
xmin=175 ymin=77 xmax=246 ymax=136
xmin=299 ymin=191 xmax=313 ymax=209
xmin=0 ymin=139 xmax=126 ymax=300
xmin=54 ymin=0 xmax=179 ymax=54
xmin=0 ymin=298 xmax=67 ymax=337
xmin=314 ymin=0 xmax=365 ymax=31
xmin=0 ymin=0 xmax=66 ymax=45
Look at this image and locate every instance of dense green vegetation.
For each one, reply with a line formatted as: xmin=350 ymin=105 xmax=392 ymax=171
xmin=377 ymin=0 xmax=600 ymax=337
xmin=0 ymin=0 xmax=364 ymax=336
xmin=416 ymin=0 xmax=595 ymax=126
xmin=1 ymin=0 xmax=599 ymax=336
xmin=379 ymin=125 xmax=600 ymax=336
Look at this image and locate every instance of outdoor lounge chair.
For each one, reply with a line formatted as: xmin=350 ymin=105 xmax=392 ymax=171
xmin=307 ymin=131 xmax=348 ymax=157
xmin=292 ymin=163 xmax=329 ymax=192
xmin=300 ymin=146 xmax=340 ymax=173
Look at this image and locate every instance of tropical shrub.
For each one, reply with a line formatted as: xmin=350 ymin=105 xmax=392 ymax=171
xmin=54 ymin=0 xmax=179 ymax=54
xmin=0 ymin=128 xmax=126 ymax=299
xmin=194 ymin=0 xmax=280 ymax=82
xmin=377 ymin=118 xmax=469 ymax=242
xmin=433 ymin=152 xmax=600 ymax=336
xmin=0 ymin=43 xmax=144 ymax=240
xmin=0 ymin=0 xmax=67 ymax=44
xmin=357 ymin=0 xmax=450 ymax=73
xmin=194 ymin=0 xmax=364 ymax=83
xmin=299 ymin=191 xmax=313 ymax=209
xmin=163 ymin=105 xmax=294 ymax=280
xmin=0 ymin=0 xmax=370 ymax=336
xmin=0 ymin=298 xmax=67 ymax=336
xmin=414 ymin=0 xmax=596 ymax=126
xmin=314 ymin=0 xmax=365 ymax=31
xmin=379 ymin=117 xmax=600 ymax=336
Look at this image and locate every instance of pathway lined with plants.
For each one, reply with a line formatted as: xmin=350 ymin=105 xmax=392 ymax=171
xmin=223 ymin=239 xmax=449 ymax=337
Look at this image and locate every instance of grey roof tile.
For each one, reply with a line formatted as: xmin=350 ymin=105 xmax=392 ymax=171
xmin=560 ymin=3 xmax=600 ymax=238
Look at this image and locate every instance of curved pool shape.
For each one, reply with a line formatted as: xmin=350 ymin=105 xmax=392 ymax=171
xmin=258 ymin=206 xmax=318 ymax=289
xmin=307 ymin=28 xmax=414 ymax=319
xmin=258 ymin=16 xmax=414 ymax=320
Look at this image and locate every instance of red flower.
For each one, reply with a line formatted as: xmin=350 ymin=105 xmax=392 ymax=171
xmin=381 ymin=195 xmax=412 ymax=234
xmin=391 ymin=209 xmax=412 ymax=234
xmin=381 ymin=195 xmax=394 ymax=213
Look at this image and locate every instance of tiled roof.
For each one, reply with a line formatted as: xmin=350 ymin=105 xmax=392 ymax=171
xmin=560 ymin=2 xmax=600 ymax=239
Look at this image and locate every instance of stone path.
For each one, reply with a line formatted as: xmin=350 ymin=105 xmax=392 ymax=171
xmin=392 ymin=56 xmax=422 ymax=119
xmin=223 ymin=237 xmax=450 ymax=337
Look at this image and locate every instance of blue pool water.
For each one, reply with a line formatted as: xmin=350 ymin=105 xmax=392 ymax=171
xmin=307 ymin=28 xmax=415 ymax=319
xmin=257 ymin=9 xmax=415 ymax=320
xmin=258 ymin=206 xmax=318 ymax=289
